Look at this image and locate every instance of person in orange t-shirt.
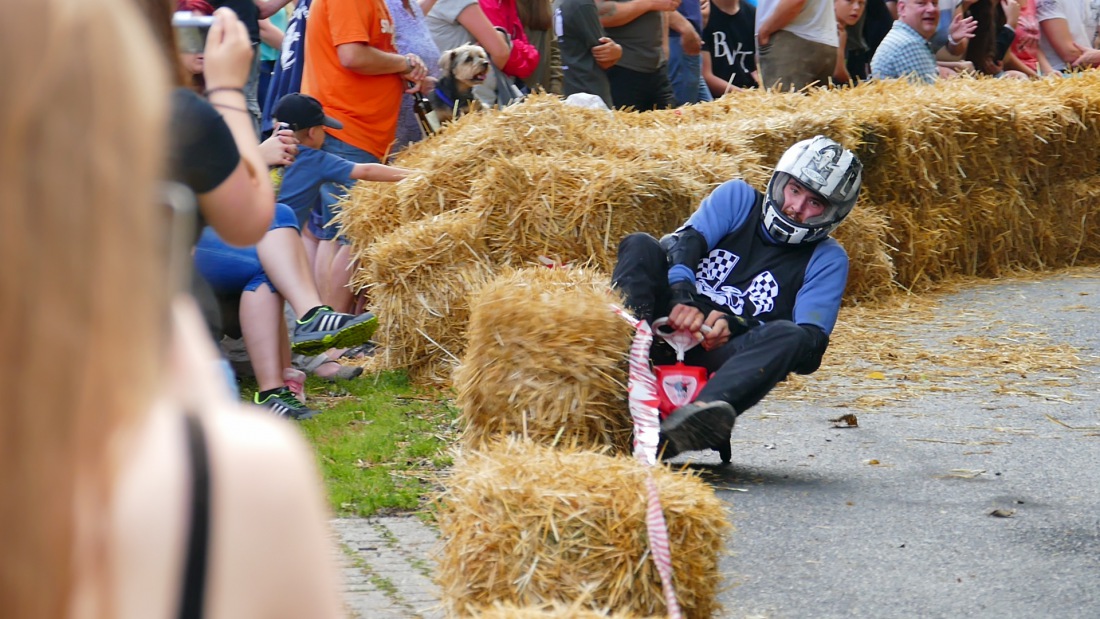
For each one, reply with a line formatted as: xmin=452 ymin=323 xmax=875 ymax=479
xmin=301 ymin=0 xmax=430 ymax=313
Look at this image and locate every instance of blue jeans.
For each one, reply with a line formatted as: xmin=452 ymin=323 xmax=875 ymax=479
xmin=667 ymin=43 xmax=711 ymax=106
xmin=314 ymin=133 xmax=379 ymax=241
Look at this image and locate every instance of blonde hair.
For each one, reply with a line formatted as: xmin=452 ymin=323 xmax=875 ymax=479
xmin=134 ymin=0 xmax=191 ymax=87
xmin=0 ymin=0 xmax=169 ymax=617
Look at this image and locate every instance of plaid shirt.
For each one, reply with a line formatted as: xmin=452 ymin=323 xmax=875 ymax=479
xmin=870 ymin=21 xmax=938 ymax=84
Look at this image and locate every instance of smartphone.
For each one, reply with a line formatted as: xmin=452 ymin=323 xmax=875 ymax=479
xmin=172 ymin=12 xmax=215 ymax=54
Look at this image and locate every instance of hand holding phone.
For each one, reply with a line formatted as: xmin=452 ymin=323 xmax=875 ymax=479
xmin=172 ymin=11 xmax=215 ymax=55
xmin=200 ymin=8 xmax=253 ymax=93
xmin=258 ymin=126 xmax=299 ymax=167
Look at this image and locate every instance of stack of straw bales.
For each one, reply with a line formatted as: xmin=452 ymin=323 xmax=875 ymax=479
xmin=338 ymin=74 xmax=1100 ymax=381
xmin=446 ymin=269 xmax=731 ymax=618
xmin=454 ymin=266 xmax=634 ymax=453
xmin=435 ymin=440 xmax=731 ymax=619
xmin=338 ymin=95 xmax=777 ymax=381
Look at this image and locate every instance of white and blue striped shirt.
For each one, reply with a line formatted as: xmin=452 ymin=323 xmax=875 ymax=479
xmin=870 ymin=21 xmax=938 ymax=84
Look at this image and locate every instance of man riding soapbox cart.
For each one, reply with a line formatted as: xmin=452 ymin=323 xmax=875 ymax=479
xmin=612 ymin=135 xmax=864 ymax=464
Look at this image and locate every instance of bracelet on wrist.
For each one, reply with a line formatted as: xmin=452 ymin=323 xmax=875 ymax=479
xmin=204 ymin=86 xmax=246 ymax=97
xmin=404 ymin=55 xmax=414 ymax=72
xmin=210 ymin=102 xmax=250 ymax=115
xmin=947 ymin=33 xmax=959 ymax=47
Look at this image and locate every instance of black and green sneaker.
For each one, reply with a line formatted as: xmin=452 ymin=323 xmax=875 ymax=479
xmin=253 ymin=387 xmax=319 ymax=421
xmin=290 ymin=306 xmax=378 ymax=356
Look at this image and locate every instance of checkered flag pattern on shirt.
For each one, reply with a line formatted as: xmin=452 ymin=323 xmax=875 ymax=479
xmin=696 ymin=249 xmax=740 ymax=286
xmin=745 ymin=271 xmax=779 ymax=315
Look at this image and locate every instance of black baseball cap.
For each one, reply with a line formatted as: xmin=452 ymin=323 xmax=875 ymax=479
xmin=272 ymin=93 xmax=344 ymax=131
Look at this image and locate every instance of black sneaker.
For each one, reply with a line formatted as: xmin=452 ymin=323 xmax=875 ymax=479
xmin=660 ymin=400 xmax=736 ymax=456
xmin=253 ymin=387 xmax=319 ymax=421
xmin=657 ymin=435 xmax=681 ymax=461
xmin=291 ymin=307 xmax=378 ymax=356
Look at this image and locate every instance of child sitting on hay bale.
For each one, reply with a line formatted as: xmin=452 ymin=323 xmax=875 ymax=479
xmin=611 ymin=135 xmax=863 ymax=462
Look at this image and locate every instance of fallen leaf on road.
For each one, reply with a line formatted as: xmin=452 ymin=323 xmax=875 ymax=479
xmin=830 ymin=413 xmax=859 ymax=428
xmin=990 ymin=509 xmax=1016 ymax=518
xmin=865 ymin=459 xmax=881 ymax=465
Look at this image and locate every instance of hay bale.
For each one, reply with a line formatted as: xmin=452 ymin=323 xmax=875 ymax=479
xmin=338 ymin=95 xmax=631 ymax=263
xmin=333 ymin=181 xmax=404 ymax=266
xmin=468 ymin=601 xmax=655 ymax=618
xmin=454 ymin=266 xmax=634 ymax=453
xmin=833 ymin=204 xmax=896 ymax=303
xmin=364 ymin=209 xmax=495 ymax=383
xmin=468 ymin=154 xmax=706 ymax=271
xmin=1030 ymin=177 xmax=1100 ymax=267
xmin=435 ymin=440 xmax=731 ymax=619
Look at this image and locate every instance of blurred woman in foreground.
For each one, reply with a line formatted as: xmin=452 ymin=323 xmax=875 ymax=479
xmin=0 ymin=1 xmax=344 ymax=617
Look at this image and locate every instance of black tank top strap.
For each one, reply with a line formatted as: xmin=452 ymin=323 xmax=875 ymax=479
xmin=178 ymin=414 xmax=211 ymax=619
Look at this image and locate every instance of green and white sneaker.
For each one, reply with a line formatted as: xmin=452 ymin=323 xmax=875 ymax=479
xmin=290 ymin=306 xmax=378 ymax=356
xmin=253 ymin=387 xmax=319 ymax=421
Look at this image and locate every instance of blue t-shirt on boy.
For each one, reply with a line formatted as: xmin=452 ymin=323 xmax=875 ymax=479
xmin=277 ymin=145 xmax=355 ymax=236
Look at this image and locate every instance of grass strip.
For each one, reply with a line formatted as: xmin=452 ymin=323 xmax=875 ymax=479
xmin=244 ymin=369 xmax=458 ymax=517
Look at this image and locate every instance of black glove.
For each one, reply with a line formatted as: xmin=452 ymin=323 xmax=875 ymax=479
xmin=669 ymin=281 xmax=704 ymax=312
xmin=721 ymin=313 xmax=758 ymax=338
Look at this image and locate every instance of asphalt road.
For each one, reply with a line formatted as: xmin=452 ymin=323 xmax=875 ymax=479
xmin=680 ymin=268 xmax=1100 ymax=618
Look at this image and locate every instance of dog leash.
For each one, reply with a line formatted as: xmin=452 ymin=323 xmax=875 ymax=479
xmin=432 ymin=87 xmax=455 ymax=109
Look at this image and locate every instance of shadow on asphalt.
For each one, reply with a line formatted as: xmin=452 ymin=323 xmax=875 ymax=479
xmin=673 ymin=459 xmax=841 ymax=491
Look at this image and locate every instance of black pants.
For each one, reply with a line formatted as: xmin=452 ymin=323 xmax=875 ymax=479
xmin=611 ymin=232 xmax=821 ymax=414
xmin=607 ymin=65 xmax=676 ymax=111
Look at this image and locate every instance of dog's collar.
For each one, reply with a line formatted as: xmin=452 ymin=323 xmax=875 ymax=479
xmin=434 ymin=87 xmax=455 ymax=108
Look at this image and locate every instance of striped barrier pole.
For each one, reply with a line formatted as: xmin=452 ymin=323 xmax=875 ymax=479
xmin=610 ymin=304 xmax=683 ymax=619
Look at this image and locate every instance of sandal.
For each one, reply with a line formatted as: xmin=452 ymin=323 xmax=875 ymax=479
xmin=283 ymin=368 xmax=308 ymax=403
xmin=298 ymin=352 xmax=364 ymax=382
